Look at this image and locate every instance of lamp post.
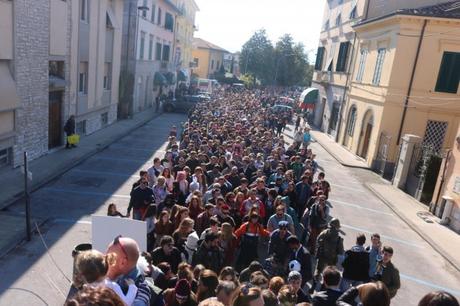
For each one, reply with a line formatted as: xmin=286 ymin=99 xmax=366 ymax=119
xmin=274 ymin=52 xmax=295 ymax=86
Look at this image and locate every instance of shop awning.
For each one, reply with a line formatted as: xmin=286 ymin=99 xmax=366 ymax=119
xmin=164 ymin=72 xmax=176 ymax=84
xmin=299 ymin=88 xmax=319 ymax=109
xmin=154 ymin=71 xmax=168 ymax=86
xmin=0 ymin=61 xmax=20 ymax=112
xmin=177 ymin=69 xmax=188 ymax=82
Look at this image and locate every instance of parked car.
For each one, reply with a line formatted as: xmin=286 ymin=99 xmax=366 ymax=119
xmin=163 ymin=95 xmax=210 ymax=113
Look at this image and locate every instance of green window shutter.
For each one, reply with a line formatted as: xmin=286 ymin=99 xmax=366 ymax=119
xmin=315 ymin=47 xmax=325 ymax=71
xmin=336 ymin=42 xmax=350 ymax=72
xmin=435 ymin=52 xmax=460 ymax=93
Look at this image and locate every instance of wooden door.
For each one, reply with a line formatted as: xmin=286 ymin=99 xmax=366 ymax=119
xmin=360 ymin=123 xmax=372 ymax=159
xmin=48 ymin=91 xmax=62 ymax=149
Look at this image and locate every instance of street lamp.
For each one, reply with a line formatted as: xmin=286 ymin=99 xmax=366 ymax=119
xmin=274 ymin=52 xmax=295 ymax=86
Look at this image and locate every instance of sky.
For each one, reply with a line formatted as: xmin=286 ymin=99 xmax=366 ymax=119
xmin=194 ymin=0 xmax=326 ymax=61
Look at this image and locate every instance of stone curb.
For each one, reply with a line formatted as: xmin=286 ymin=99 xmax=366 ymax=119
xmin=0 ymin=111 xmax=163 ymax=211
xmin=364 ymin=182 xmax=460 ymax=273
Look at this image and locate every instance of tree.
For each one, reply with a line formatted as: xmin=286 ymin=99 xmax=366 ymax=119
xmin=240 ymin=29 xmax=275 ymax=85
xmin=274 ymin=34 xmax=311 ymax=86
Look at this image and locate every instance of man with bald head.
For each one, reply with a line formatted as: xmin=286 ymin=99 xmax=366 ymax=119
xmin=106 ymin=236 xmax=157 ymax=306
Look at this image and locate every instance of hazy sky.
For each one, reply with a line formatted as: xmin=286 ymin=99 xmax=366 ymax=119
xmin=194 ymin=0 xmax=326 ymax=61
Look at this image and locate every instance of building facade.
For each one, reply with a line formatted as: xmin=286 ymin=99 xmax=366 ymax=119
xmin=338 ymin=1 xmax=460 ymax=176
xmin=0 ymin=0 xmax=123 ymax=168
xmin=312 ymin=0 xmax=366 ymax=139
xmin=191 ymin=38 xmax=229 ymax=79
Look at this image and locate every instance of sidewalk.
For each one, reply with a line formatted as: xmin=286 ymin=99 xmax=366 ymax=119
xmin=310 ymin=129 xmax=460 ymax=272
xmin=366 ymin=183 xmax=460 ymax=272
xmin=0 ymin=109 xmax=162 ymax=257
xmin=310 ymin=130 xmax=369 ymax=169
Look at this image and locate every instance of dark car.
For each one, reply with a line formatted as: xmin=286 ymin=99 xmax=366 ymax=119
xmin=163 ymin=95 xmax=210 ymax=113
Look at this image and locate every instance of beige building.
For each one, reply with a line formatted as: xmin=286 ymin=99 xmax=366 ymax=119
xmin=312 ymin=0 xmax=367 ymax=139
xmin=191 ymin=38 xmax=229 ymax=79
xmin=337 ymin=1 xmax=460 ymax=201
xmin=0 ymin=0 xmax=123 ymax=168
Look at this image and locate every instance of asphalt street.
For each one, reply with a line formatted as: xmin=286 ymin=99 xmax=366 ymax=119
xmin=0 ymin=113 xmax=459 ymax=305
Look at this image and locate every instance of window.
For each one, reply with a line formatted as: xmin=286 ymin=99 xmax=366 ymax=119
xmin=435 ymin=51 xmax=460 ymax=93
xmin=193 ymin=58 xmax=199 ymax=67
xmin=80 ymin=0 xmax=88 ymax=22
xmin=336 ymin=42 xmax=350 ymax=72
xmin=350 ymin=6 xmax=357 ymax=19
xmin=162 ymin=45 xmax=170 ymax=61
xmin=372 ymin=48 xmax=386 ymax=85
xmin=347 ymin=107 xmax=357 ymax=136
xmin=157 ymin=7 xmax=162 ymax=25
xmin=142 ymin=0 xmax=147 ymax=18
xmin=151 ymin=4 xmax=156 ymax=22
xmin=76 ymin=120 xmax=86 ymax=135
xmin=79 ymin=62 xmax=88 ymax=94
xmin=315 ymin=47 xmax=325 ymax=70
xmin=324 ymin=20 xmax=329 ymax=31
xmin=211 ymin=60 xmax=214 ymax=69
xmin=216 ymin=61 xmax=220 ymax=70
xmin=139 ymin=31 xmax=146 ymax=59
xmin=101 ymin=112 xmax=108 ymax=126
xmin=335 ymin=13 xmax=341 ymax=27
xmin=103 ymin=63 xmax=112 ymax=90
xmin=0 ymin=148 xmax=11 ymax=167
xmin=49 ymin=61 xmax=64 ymax=78
xmin=155 ymin=43 xmax=162 ymax=60
xmin=148 ymin=35 xmax=154 ymax=60
xmin=165 ymin=13 xmax=174 ymax=31
xmin=356 ymin=49 xmax=367 ymax=82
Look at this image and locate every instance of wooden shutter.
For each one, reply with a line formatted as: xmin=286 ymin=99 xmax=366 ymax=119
xmin=315 ymin=47 xmax=325 ymax=71
xmin=435 ymin=52 xmax=460 ymax=93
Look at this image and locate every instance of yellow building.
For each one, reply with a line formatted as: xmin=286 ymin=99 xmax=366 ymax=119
xmin=172 ymin=0 xmax=199 ymax=82
xmin=338 ymin=1 xmax=460 ymax=178
xmin=191 ymin=38 xmax=228 ymax=79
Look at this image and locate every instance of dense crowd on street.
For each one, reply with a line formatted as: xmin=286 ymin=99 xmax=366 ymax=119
xmin=66 ymin=87 xmax=459 ymax=306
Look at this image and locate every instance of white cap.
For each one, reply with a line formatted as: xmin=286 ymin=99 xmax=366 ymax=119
xmin=289 ymin=260 xmax=301 ymax=272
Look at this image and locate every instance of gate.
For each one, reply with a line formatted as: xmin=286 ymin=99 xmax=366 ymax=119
xmin=375 ymin=133 xmax=391 ymax=178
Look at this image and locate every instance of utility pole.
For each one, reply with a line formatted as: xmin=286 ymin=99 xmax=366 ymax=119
xmin=23 ymin=152 xmax=31 ymax=241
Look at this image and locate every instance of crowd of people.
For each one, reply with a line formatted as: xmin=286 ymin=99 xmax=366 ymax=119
xmin=67 ymin=87 xmax=459 ymax=306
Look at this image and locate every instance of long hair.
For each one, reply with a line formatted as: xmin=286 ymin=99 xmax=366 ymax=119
xmin=76 ymin=250 xmax=116 ymax=284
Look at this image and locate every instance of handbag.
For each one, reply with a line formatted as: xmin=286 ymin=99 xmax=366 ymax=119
xmin=67 ymin=134 xmax=80 ymax=145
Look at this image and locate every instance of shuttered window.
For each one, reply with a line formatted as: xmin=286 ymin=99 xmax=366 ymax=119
xmin=372 ymin=48 xmax=386 ymax=85
xmin=435 ymin=52 xmax=460 ymax=93
xmin=336 ymin=42 xmax=350 ymax=72
xmin=315 ymin=47 xmax=325 ymax=71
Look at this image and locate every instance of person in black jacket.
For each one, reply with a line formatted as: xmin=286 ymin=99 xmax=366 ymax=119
xmin=287 ymin=235 xmax=313 ymax=287
xmin=63 ymin=115 xmax=76 ymax=148
xmin=341 ymin=233 xmax=370 ymax=291
xmin=127 ymin=179 xmax=154 ymax=220
xmin=311 ymin=266 xmax=343 ymax=306
xmin=192 ymin=231 xmax=223 ymax=273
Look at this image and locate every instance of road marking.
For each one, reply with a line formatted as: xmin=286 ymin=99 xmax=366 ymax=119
xmin=340 ymin=223 xmax=424 ymax=249
xmin=72 ymin=168 xmax=140 ymax=178
xmin=400 ymin=273 xmax=460 ymax=297
xmin=43 ymin=187 xmax=130 ymax=199
xmin=54 ymin=218 xmax=92 ymax=225
xmin=91 ymin=156 xmax=150 ymax=163
xmin=329 ymin=198 xmax=393 ymax=216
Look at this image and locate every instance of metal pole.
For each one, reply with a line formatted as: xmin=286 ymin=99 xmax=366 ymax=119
xmin=24 ymin=152 xmax=31 ymax=241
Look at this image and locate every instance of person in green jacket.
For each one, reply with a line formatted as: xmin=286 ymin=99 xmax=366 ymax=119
xmin=372 ymin=245 xmax=401 ymax=299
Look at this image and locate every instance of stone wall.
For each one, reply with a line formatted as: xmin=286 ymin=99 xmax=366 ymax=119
xmin=13 ymin=0 xmax=50 ymax=167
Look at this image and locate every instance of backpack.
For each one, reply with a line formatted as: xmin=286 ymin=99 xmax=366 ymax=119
xmin=316 ymin=229 xmax=342 ymax=259
xmin=143 ymin=276 xmax=165 ymax=306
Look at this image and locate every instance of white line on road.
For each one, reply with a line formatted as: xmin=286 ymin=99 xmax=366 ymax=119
xmin=43 ymin=187 xmax=130 ymax=199
xmin=329 ymin=198 xmax=393 ymax=216
xmin=72 ymin=168 xmax=140 ymax=178
xmin=329 ymin=183 xmax=367 ymax=193
xmin=54 ymin=218 xmax=92 ymax=225
xmin=400 ymin=273 xmax=460 ymax=297
xmin=340 ymin=223 xmax=424 ymax=248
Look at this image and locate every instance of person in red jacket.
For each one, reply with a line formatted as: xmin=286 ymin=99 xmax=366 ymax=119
xmin=234 ymin=212 xmax=270 ymax=271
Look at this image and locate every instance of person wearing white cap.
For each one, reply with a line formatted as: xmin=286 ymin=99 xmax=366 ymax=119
xmin=288 ymin=270 xmax=311 ymax=304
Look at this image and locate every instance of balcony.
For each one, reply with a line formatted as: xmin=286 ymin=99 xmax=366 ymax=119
xmin=314 ymin=71 xmax=332 ymax=85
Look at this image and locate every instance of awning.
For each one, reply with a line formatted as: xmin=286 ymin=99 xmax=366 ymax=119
xmin=164 ymin=72 xmax=176 ymax=84
xmin=0 ymin=61 xmax=20 ymax=112
xmin=177 ymin=69 xmax=188 ymax=82
xmin=299 ymin=88 xmax=318 ymax=109
xmin=154 ymin=71 xmax=168 ymax=86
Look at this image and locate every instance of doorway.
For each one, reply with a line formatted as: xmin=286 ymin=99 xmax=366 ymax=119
xmin=48 ymin=91 xmax=63 ymax=149
xmin=327 ymin=102 xmax=340 ymax=135
xmin=359 ymin=110 xmax=373 ymax=159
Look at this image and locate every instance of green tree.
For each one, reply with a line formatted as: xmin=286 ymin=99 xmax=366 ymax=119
xmin=240 ymin=29 xmax=275 ymax=85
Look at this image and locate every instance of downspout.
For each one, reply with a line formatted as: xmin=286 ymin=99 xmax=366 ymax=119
xmin=433 ymin=149 xmax=452 ymax=211
xmin=335 ymin=32 xmax=357 ymax=142
xmin=396 ymin=19 xmax=427 ymax=145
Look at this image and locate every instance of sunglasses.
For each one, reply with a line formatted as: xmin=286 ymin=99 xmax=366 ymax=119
xmin=113 ymin=235 xmax=129 ymax=260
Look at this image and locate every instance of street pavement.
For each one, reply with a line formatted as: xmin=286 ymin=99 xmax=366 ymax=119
xmin=0 ymin=114 xmax=459 ymax=305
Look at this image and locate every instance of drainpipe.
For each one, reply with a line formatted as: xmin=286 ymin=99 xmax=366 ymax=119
xmin=335 ymin=32 xmax=357 ymax=142
xmin=433 ymin=149 xmax=452 ymax=212
xmin=396 ymin=19 xmax=427 ymax=145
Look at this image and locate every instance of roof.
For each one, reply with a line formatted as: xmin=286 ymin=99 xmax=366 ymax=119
xmin=193 ymin=37 xmax=228 ymax=53
xmin=355 ymin=1 xmax=460 ymax=28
